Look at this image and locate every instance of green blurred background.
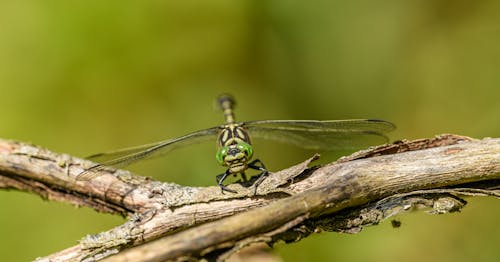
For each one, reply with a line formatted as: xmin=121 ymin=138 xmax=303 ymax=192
xmin=0 ymin=1 xmax=499 ymax=261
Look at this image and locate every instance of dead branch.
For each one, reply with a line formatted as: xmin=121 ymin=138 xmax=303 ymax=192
xmin=0 ymin=134 xmax=498 ymax=262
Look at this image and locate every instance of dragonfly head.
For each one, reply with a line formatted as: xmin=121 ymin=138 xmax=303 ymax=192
xmin=216 ymin=141 xmax=253 ymax=173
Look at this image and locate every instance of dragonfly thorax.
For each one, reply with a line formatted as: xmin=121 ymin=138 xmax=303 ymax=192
xmin=216 ymin=119 xmax=254 ymax=174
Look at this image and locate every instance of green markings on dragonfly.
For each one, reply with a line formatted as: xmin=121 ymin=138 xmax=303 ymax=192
xmin=77 ymin=94 xmax=395 ymax=193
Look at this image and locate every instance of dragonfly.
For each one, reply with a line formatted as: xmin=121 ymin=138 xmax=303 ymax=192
xmin=77 ymin=94 xmax=395 ymax=193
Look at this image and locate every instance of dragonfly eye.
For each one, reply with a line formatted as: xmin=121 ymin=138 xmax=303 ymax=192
xmin=216 ymin=146 xmax=229 ymax=165
xmin=237 ymin=142 xmax=253 ymax=159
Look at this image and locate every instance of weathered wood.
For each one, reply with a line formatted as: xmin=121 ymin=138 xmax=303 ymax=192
xmin=0 ymin=135 xmax=498 ymax=261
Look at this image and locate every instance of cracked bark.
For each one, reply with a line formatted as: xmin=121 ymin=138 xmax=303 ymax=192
xmin=0 ymin=134 xmax=498 ymax=261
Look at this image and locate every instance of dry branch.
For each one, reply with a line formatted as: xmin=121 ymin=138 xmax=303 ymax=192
xmin=0 ymin=135 xmax=499 ymax=261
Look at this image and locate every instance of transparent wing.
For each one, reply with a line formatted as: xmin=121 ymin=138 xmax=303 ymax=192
xmin=76 ymin=127 xmax=220 ymax=180
xmin=244 ymin=119 xmax=395 ymax=151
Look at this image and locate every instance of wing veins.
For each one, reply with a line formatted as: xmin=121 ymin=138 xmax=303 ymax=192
xmin=244 ymin=119 xmax=395 ymax=150
xmin=76 ymin=127 xmax=219 ymax=180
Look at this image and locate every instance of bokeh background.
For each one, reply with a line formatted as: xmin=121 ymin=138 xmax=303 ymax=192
xmin=1 ymin=1 xmax=499 ymax=261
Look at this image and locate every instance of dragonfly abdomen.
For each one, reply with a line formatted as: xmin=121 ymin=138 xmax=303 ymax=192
xmin=217 ymin=94 xmax=236 ymax=124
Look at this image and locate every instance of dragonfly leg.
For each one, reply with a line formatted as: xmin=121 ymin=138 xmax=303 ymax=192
xmin=240 ymin=172 xmax=248 ymax=182
xmin=216 ymin=170 xmax=237 ymax=194
xmin=248 ymin=159 xmax=269 ymax=195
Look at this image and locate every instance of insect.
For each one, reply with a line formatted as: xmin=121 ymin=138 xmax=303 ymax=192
xmin=77 ymin=94 xmax=395 ymax=193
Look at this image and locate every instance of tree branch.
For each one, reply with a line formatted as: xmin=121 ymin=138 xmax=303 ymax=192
xmin=0 ymin=135 xmax=498 ymax=261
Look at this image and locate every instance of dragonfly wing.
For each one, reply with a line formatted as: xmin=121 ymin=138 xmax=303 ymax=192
xmin=76 ymin=127 xmax=220 ymax=180
xmin=244 ymin=119 xmax=395 ymax=151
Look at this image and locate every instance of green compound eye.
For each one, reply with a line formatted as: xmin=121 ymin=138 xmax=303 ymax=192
xmin=216 ymin=146 xmax=229 ymax=165
xmin=237 ymin=142 xmax=253 ymax=159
